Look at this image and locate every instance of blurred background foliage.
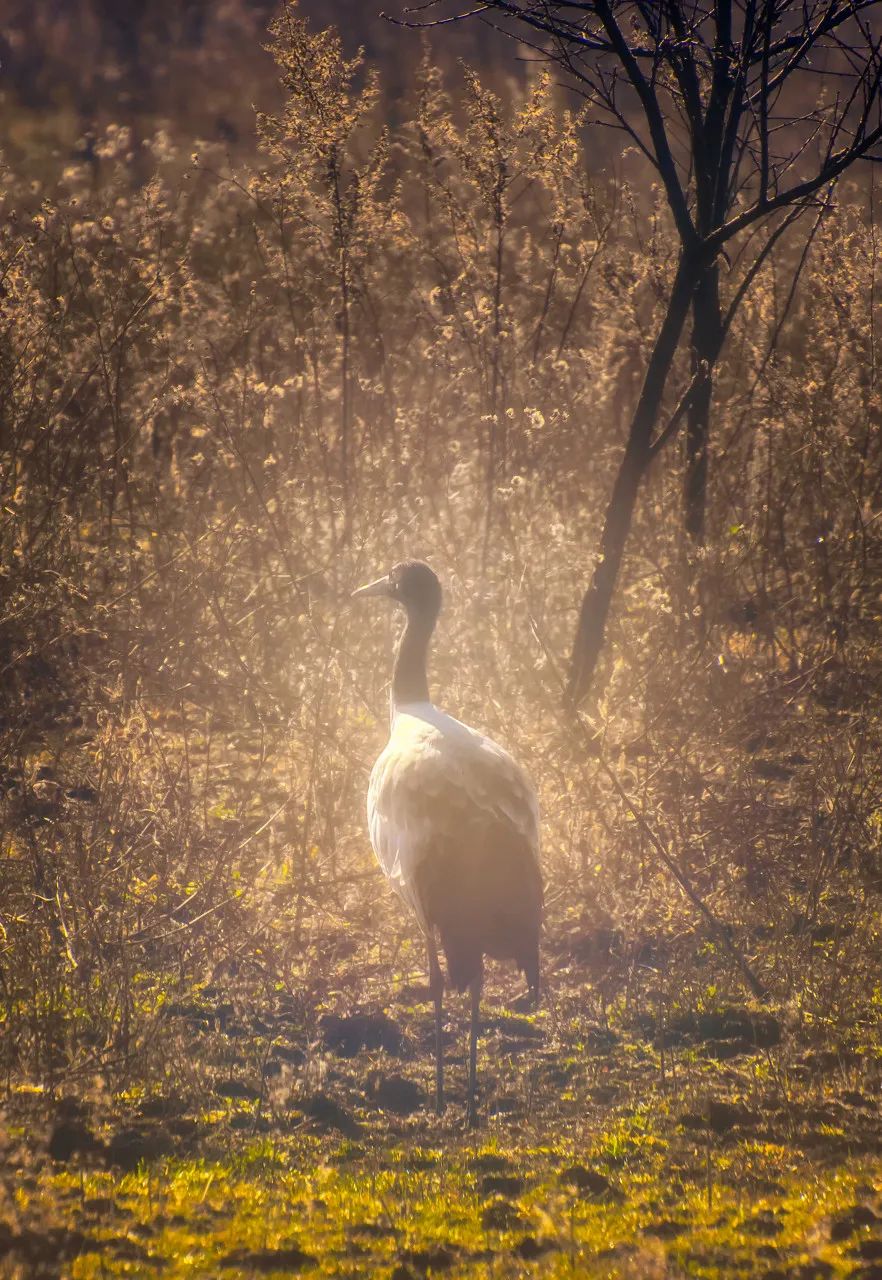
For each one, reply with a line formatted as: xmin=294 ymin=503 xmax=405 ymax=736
xmin=0 ymin=1 xmax=880 ymax=1096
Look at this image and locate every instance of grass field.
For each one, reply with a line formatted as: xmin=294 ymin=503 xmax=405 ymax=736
xmin=4 ymin=945 xmax=882 ymax=1277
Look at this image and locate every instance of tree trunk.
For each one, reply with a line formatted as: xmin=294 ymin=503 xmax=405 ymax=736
xmin=684 ymin=263 xmax=723 ymax=544
xmin=567 ymin=251 xmax=701 ymax=705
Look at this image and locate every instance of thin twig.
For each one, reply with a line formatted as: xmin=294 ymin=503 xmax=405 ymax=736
xmin=529 ymin=615 xmax=767 ymax=1002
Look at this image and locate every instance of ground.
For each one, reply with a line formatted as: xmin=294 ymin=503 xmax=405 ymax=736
xmin=2 ymin=951 xmax=881 ymax=1279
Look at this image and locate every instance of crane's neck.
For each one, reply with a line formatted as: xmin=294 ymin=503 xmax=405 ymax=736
xmin=392 ymin=607 xmax=436 ymax=709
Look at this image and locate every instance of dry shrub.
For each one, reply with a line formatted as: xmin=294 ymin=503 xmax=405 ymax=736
xmin=0 ymin=13 xmax=880 ymax=1091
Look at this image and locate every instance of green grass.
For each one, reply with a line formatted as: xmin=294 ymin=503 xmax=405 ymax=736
xmin=5 ymin=1032 xmax=882 ymax=1279
xmin=43 ymin=1136 xmax=882 ymax=1277
xmin=4 ymin=960 xmax=882 ymax=1277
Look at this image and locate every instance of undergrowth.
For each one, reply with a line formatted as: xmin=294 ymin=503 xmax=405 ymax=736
xmin=1 ymin=4 xmax=881 ymax=1277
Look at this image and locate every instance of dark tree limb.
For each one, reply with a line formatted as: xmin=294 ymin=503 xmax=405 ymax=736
xmin=392 ymin=0 xmax=882 ymax=704
xmin=567 ymin=249 xmax=702 ymax=704
xmin=684 ymin=264 xmax=722 ymax=545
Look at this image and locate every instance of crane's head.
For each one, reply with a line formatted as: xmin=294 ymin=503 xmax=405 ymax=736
xmin=352 ymin=559 xmax=442 ymax=622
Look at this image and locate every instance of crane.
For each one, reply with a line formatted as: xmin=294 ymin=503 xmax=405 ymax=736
xmin=352 ymin=560 xmax=542 ymax=1126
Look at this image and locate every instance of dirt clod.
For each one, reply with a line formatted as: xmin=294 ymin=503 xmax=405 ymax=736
xmin=320 ymin=1011 xmax=404 ymax=1057
xmin=301 ymin=1092 xmax=361 ymax=1138
xmin=106 ymin=1127 xmax=173 ymax=1171
xmin=559 ymin=1164 xmax=615 ymax=1198
xmin=481 ymin=1198 xmax=527 ymax=1230
xmin=369 ymin=1073 xmax=423 ymax=1114
xmin=831 ymin=1205 xmax=880 ymax=1240
xmin=220 ymin=1244 xmax=316 ymax=1272
xmin=48 ymin=1121 xmax=101 ymax=1163
xmin=399 ymin=1245 xmax=456 ymax=1273
xmin=479 ymin=1173 xmax=524 ymax=1197
xmin=514 ymin=1235 xmax=555 ymax=1259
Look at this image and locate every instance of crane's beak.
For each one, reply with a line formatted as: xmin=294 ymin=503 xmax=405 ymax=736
xmin=351 ymin=574 xmax=392 ymax=600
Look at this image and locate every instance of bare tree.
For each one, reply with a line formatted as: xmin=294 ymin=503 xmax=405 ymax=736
xmin=395 ymin=1 xmax=882 ymax=704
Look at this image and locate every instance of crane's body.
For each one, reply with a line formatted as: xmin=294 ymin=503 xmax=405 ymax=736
xmin=353 ymin=561 xmax=542 ymax=1125
xmin=368 ymin=701 xmax=540 ymax=991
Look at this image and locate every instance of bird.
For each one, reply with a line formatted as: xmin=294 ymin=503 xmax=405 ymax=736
xmin=352 ymin=559 xmax=542 ymax=1126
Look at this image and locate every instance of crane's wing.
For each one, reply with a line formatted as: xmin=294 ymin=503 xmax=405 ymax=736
xmin=366 ymin=704 xmax=540 ymax=930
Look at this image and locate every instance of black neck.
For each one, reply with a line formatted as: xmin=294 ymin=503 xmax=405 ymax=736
xmin=392 ymin=608 xmax=436 ymax=706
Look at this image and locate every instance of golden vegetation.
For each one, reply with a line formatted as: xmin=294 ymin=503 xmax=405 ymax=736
xmin=1 ymin=5 xmax=881 ymax=1276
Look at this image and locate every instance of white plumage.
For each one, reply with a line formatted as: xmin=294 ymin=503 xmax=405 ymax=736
xmin=367 ymin=701 xmax=540 ymax=929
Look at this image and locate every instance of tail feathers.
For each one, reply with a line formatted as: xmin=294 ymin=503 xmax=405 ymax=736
xmin=415 ymin=829 xmax=542 ymax=995
xmin=441 ymin=930 xmax=483 ymax=993
xmin=438 ymin=914 xmax=540 ymax=994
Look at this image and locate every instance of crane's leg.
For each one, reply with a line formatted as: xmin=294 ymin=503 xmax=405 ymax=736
xmin=526 ymin=945 xmax=541 ymax=1011
xmin=427 ymin=936 xmax=444 ymax=1116
xmin=466 ymin=967 xmax=482 ymax=1129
